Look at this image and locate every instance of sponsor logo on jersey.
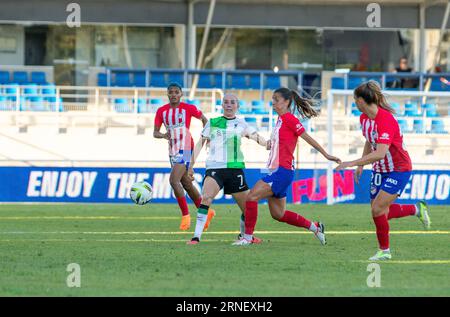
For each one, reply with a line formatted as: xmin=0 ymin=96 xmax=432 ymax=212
xmin=380 ymin=132 xmax=390 ymax=140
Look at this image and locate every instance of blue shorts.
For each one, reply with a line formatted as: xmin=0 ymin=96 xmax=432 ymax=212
xmin=262 ymin=167 xmax=294 ymax=199
xmin=370 ymin=171 xmax=412 ymax=200
xmin=169 ymin=150 xmax=191 ymax=169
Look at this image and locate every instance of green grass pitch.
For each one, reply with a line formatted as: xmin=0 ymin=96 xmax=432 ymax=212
xmin=0 ymin=203 xmax=448 ymax=296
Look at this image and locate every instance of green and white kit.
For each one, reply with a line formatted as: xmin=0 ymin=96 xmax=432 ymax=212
xmin=202 ymin=116 xmax=256 ymax=169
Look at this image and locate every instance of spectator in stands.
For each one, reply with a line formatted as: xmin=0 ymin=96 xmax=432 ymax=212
xmin=392 ymin=57 xmax=417 ymax=89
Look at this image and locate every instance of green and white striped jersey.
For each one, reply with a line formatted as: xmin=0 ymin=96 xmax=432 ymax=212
xmin=202 ymin=116 xmax=256 ymax=169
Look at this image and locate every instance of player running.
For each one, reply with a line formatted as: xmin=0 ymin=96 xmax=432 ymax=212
xmin=186 ymin=93 xmax=270 ymax=245
xmin=336 ymin=80 xmax=431 ymax=261
xmin=233 ymin=88 xmax=341 ymax=246
xmin=153 ymin=82 xmax=214 ymax=231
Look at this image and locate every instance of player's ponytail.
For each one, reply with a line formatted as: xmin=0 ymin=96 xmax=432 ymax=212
xmin=354 ymin=80 xmax=396 ymax=114
xmin=291 ymin=90 xmax=319 ymax=119
xmin=274 ymin=87 xmax=319 ymax=119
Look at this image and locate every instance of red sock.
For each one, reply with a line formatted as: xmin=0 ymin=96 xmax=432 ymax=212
xmin=388 ymin=204 xmax=416 ymax=220
xmin=279 ymin=210 xmax=312 ymax=230
xmin=176 ymin=196 xmax=189 ymax=216
xmin=373 ymin=214 xmax=390 ymax=250
xmin=194 ymin=197 xmax=202 ymax=208
xmin=244 ymin=201 xmax=258 ymax=235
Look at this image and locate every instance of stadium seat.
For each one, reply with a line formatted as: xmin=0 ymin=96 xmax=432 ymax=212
xmin=114 ymin=98 xmax=131 ymax=113
xmin=150 ymin=98 xmax=164 ymax=112
xmin=31 ymin=72 xmax=47 ymax=85
xmin=12 ymin=71 xmax=28 ymax=85
xmin=350 ymin=103 xmax=361 ymax=116
xmin=215 ymin=99 xmax=222 ymax=113
xmin=197 ymin=74 xmax=213 ymax=89
xmin=230 ymin=74 xmax=248 ymax=89
xmin=23 ymin=84 xmax=38 ymax=95
xmin=42 ymin=85 xmax=57 ymax=95
xmin=251 ymin=100 xmax=268 ymax=114
xmin=134 ymin=72 xmax=147 ymax=87
xmin=397 ymin=118 xmax=410 ymax=133
xmin=331 ymin=77 xmax=345 ymax=89
xmin=150 ymin=72 xmax=167 ymax=87
xmin=404 ymin=102 xmax=420 ymax=117
xmin=265 ymin=74 xmax=281 ymax=90
xmin=214 ymin=74 xmax=223 ymax=88
xmin=348 ymin=77 xmax=364 ymax=89
xmin=187 ymin=99 xmax=201 ymax=108
xmin=413 ymin=119 xmax=425 ymax=133
xmin=429 ymin=119 xmax=447 ymax=134
xmin=249 ymin=75 xmax=262 ymax=90
xmin=114 ymin=73 xmax=131 ymax=87
xmin=244 ymin=116 xmax=258 ymax=128
xmin=0 ymin=95 xmax=11 ymax=111
xmin=97 ymin=73 xmax=107 ymax=86
xmin=27 ymin=96 xmax=47 ymax=111
xmin=5 ymin=84 xmax=19 ymax=97
xmin=133 ymin=98 xmax=148 ymax=113
xmin=391 ymin=102 xmax=401 ymax=115
xmin=168 ymin=73 xmax=184 ymax=87
xmin=422 ymin=103 xmax=439 ymax=117
xmin=239 ymin=100 xmax=252 ymax=114
xmin=0 ymin=71 xmax=10 ymax=84
xmin=45 ymin=96 xmax=64 ymax=112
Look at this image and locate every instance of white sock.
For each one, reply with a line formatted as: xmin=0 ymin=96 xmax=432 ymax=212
xmin=415 ymin=205 xmax=420 ymax=216
xmin=381 ymin=248 xmax=390 ymax=253
xmin=243 ymin=234 xmax=253 ymax=241
xmin=309 ymin=222 xmax=318 ymax=233
xmin=240 ymin=215 xmax=245 ymax=236
xmin=193 ymin=213 xmax=207 ymax=240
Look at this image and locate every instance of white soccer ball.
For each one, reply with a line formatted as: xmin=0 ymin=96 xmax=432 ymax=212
xmin=130 ymin=181 xmax=153 ymax=205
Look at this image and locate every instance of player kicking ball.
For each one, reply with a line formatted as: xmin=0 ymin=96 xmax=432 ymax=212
xmin=186 ymin=94 xmax=270 ymax=245
xmin=336 ymin=81 xmax=431 ymax=261
xmin=233 ymin=88 xmax=341 ymax=246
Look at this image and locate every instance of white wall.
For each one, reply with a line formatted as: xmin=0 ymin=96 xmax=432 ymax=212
xmin=0 ymin=25 xmax=24 ymax=66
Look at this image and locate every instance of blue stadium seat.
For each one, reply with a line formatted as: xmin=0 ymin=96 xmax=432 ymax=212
xmin=413 ymin=119 xmax=425 ymax=133
xmin=390 ymin=102 xmax=401 ymax=115
xmin=42 ymin=85 xmax=57 ymax=95
xmin=244 ymin=116 xmax=258 ymax=128
xmin=397 ymin=118 xmax=410 ymax=133
xmin=5 ymin=84 xmax=19 ymax=97
xmin=348 ymin=77 xmax=364 ymax=89
xmin=31 ymin=72 xmax=47 ymax=85
xmin=0 ymin=71 xmax=10 ymax=84
xmin=331 ymin=77 xmax=345 ymax=89
xmin=351 ymin=102 xmax=361 ymax=116
xmin=134 ymin=72 xmax=147 ymax=87
xmin=97 ymin=73 xmax=107 ymax=86
xmin=168 ymin=73 xmax=184 ymax=87
xmin=150 ymin=98 xmax=164 ymax=112
xmin=150 ymin=72 xmax=167 ymax=87
xmin=429 ymin=79 xmax=448 ymax=91
xmin=422 ymin=103 xmax=439 ymax=117
xmin=45 ymin=96 xmax=64 ymax=112
xmin=265 ymin=75 xmax=281 ymax=90
xmin=133 ymin=98 xmax=148 ymax=113
xmin=230 ymin=74 xmax=247 ymax=89
xmin=429 ymin=119 xmax=447 ymax=134
xmin=0 ymin=95 xmax=11 ymax=111
xmin=187 ymin=99 xmax=201 ymax=108
xmin=249 ymin=75 xmax=261 ymax=90
xmin=23 ymin=84 xmax=38 ymax=95
xmin=404 ymin=102 xmax=420 ymax=117
xmin=251 ymin=100 xmax=268 ymax=114
xmin=13 ymin=71 xmax=28 ymax=85
xmin=239 ymin=100 xmax=252 ymax=114
xmin=215 ymin=99 xmax=223 ymax=113
xmin=197 ymin=74 xmax=213 ymax=89
xmin=27 ymin=96 xmax=47 ymax=111
xmin=214 ymin=74 xmax=223 ymax=88
xmin=114 ymin=98 xmax=131 ymax=113
xmin=114 ymin=73 xmax=131 ymax=87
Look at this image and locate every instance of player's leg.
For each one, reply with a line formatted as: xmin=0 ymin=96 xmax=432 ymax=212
xmin=170 ymin=163 xmax=191 ymax=230
xmin=181 ymin=169 xmax=202 ymax=208
xmin=232 ymin=180 xmax=273 ymax=245
xmin=268 ymin=197 xmax=326 ymax=245
xmin=232 ymin=190 xmax=262 ymax=244
xmin=370 ymin=189 xmax=398 ymax=261
xmin=188 ymin=176 xmax=221 ymax=244
xmin=388 ymin=201 xmax=431 ymax=229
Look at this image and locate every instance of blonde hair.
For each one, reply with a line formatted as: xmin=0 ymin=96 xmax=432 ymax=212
xmin=354 ymin=80 xmax=395 ymax=114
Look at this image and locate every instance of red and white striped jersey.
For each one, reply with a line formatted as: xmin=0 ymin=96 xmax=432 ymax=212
xmin=154 ymin=102 xmax=203 ymax=156
xmin=267 ymin=112 xmax=305 ymax=170
xmin=360 ymin=107 xmax=412 ymax=173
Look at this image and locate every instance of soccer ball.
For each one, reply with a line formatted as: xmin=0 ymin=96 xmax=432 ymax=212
xmin=130 ymin=181 xmax=153 ymax=205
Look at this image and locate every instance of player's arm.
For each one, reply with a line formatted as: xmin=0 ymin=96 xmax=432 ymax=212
xmin=336 ymin=143 xmax=389 ymax=171
xmin=153 ymin=125 xmax=170 ymax=140
xmin=200 ymin=114 xmax=208 ymax=127
xmin=300 ymin=132 xmax=341 ymax=163
xmin=247 ymin=132 xmax=270 ymax=149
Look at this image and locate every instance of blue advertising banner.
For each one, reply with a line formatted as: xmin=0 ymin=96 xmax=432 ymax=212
xmin=0 ymin=167 xmax=448 ymax=205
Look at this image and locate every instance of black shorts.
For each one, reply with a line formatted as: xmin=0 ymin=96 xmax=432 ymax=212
xmin=204 ymin=168 xmax=249 ymax=195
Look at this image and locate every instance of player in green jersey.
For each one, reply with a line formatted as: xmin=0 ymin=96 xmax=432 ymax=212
xmin=187 ymin=94 xmax=270 ymax=244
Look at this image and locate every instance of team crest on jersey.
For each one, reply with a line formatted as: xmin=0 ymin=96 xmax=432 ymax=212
xmin=370 ymin=185 xmax=377 ymax=195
